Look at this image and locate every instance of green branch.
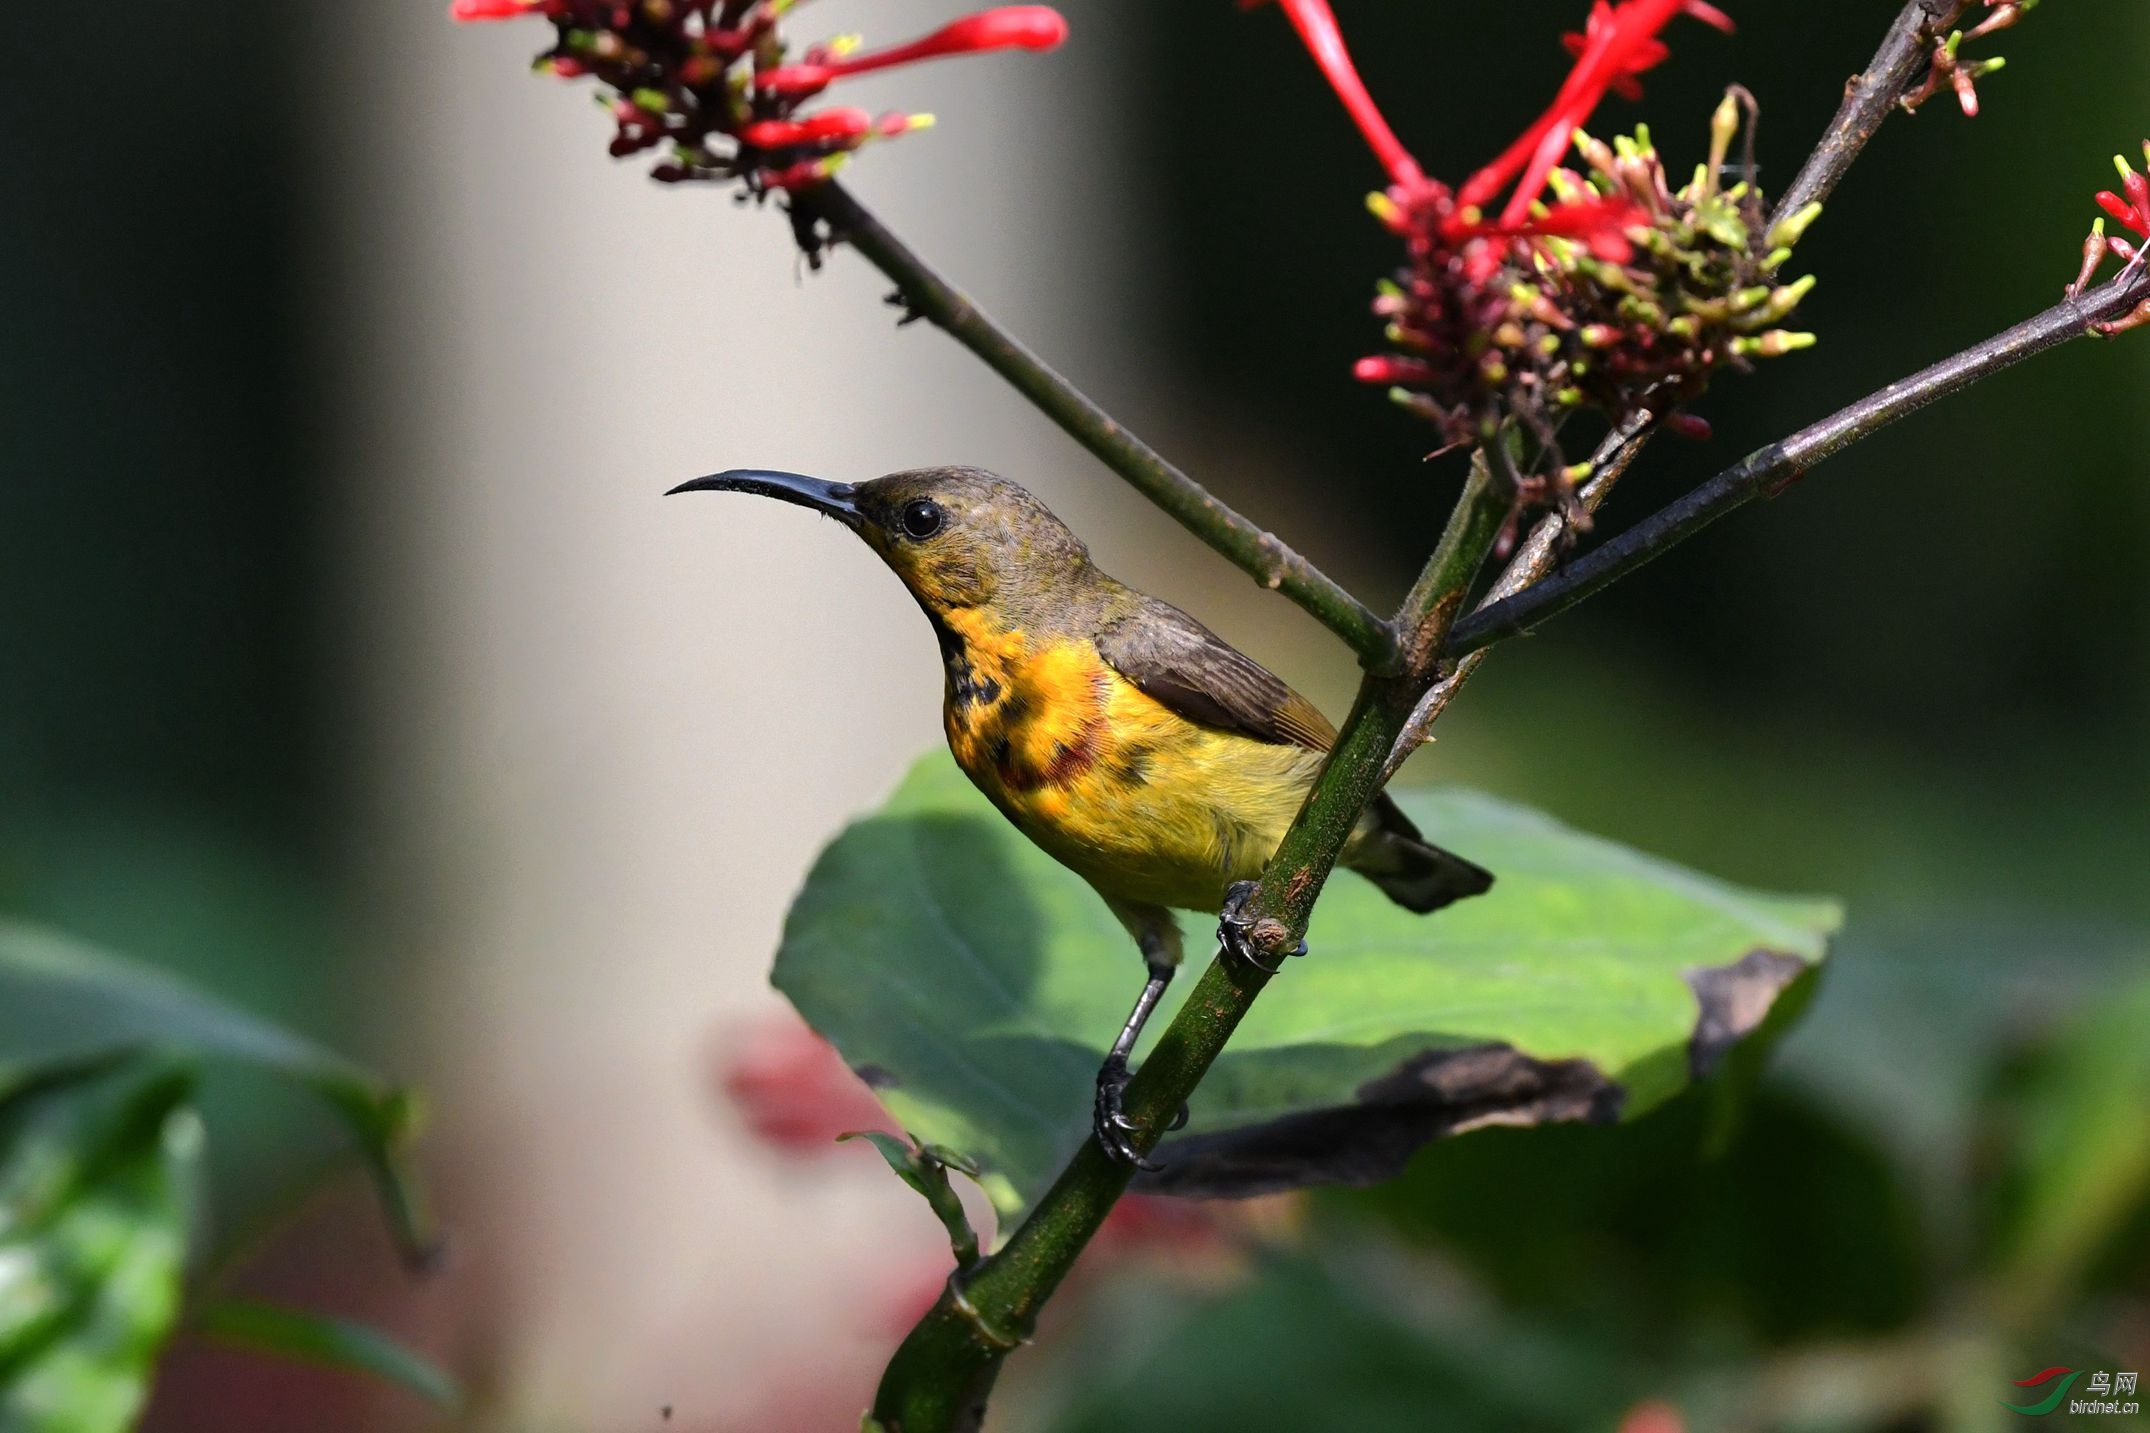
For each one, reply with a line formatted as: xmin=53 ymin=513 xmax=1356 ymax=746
xmin=797 ymin=180 xmax=1399 ymax=670
xmin=865 ymin=462 xmax=1513 ymax=1433
xmin=1383 ymin=413 xmax=1656 ymax=782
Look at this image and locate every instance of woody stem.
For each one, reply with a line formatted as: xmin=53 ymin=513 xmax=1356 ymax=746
xmin=1447 ymin=266 xmax=2150 ymax=656
xmin=866 ymin=460 xmax=1512 ymax=1433
xmin=1771 ymin=0 xmax=1971 ymax=226
xmin=1382 ymin=412 xmax=1656 ymax=782
xmin=796 ymin=179 xmax=1399 ymax=669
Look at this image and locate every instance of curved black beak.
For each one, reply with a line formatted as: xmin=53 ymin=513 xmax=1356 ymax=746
xmin=666 ymin=468 xmax=861 ymax=525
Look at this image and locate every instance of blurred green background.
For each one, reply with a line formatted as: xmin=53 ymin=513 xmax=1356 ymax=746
xmin=3 ymin=1 xmax=2146 ymax=1430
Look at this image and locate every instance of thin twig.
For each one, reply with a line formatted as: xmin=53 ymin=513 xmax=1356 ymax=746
xmin=1381 ymin=413 xmax=1656 ymax=782
xmin=1770 ymin=0 xmax=1971 ymax=226
xmin=1449 ymin=267 xmax=2150 ymax=656
xmin=796 ymin=180 xmax=1399 ymax=669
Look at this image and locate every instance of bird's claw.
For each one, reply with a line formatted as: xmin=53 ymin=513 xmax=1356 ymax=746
xmin=1092 ymin=1054 xmax=1160 ymax=1170
xmin=1218 ymin=880 xmax=1307 ymax=976
xmin=881 ymin=286 xmax=929 ymax=326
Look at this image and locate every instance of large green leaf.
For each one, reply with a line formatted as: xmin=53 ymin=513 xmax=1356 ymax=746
xmin=0 ymin=922 xmax=431 ymax=1264
xmin=0 ymin=1064 xmax=201 ymax=1433
xmin=1048 ymin=1255 xmax=1633 ymax=1433
xmin=1332 ymin=1083 xmax=1931 ymax=1343
xmin=772 ymin=753 xmax=1840 ymax=1219
xmin=191 ymin=1299 xmax=460 ymax=1408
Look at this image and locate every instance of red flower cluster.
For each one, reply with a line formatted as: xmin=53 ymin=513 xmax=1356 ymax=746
xmin=1257 ymin=0 xmax=1817 ymax=484
xmin=1458 ymin=0 xmax=1732 ymax=235
xmin=2095 ymin=145 xmax=2150 ymax=263
xmin=1901 ymin=0 xmax=2027 ymax=118
xmin=451 ymin=2 xmax=1066 ymax=194
xmin=2070 ymin=143 xmax=2150 ymax=334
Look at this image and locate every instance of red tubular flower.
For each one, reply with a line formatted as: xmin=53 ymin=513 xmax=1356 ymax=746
xmin=1255 ymin=0 xmax=1725 ymax=251
xmin=757 ymin=7 xmax=1070 ymax=98
xmin=1353 ymin=355 xmax=1436 ymax=386
xmin=1259 ymin=0 xmax=1423 ymax=187
xmin=1454 ymin=194 xmax=1648 ymax=260
xmin=2073 ymin=144 xmax=2150 ymax=319
xmin=762 ymin=157 xmax=848 ymax=192
xmin=451 ymin=2 xmax=1065 ymax=214
xmin=2099 ymin=148 xmax=2150 ymax=239
xmin=1459 ymin=0 xmax=1734 ymax=223
xmin=1251 ymin=0 xmax=1805 ymax=480
xmin=449 ymin=0 xmax=543 ymax=18
xmin=738 ymin=108 xmax=876 ymax=150
xmin=2098 ymin=192 xmax=2146 ymax=235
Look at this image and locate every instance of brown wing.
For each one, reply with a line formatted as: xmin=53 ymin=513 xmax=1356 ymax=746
xmin=1095 ymin=599 xmax=1336 ymax=751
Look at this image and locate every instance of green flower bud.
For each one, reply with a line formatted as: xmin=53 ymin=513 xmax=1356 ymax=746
xmin=1765 ymin=201 xmax=1823 ymax=252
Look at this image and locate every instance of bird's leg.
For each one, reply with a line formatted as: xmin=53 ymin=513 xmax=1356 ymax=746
xmin=1090 ymin=901 xmax=1195 ymax=1168
xmin=1218 ymin=880 xmax=1307 ymax=976
xmin=1093 ymin=955 xmax=1175 ymax=1169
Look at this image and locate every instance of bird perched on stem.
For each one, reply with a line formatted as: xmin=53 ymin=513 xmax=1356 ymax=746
xmin=671 ymin=466 xmax=1492 ymax=1164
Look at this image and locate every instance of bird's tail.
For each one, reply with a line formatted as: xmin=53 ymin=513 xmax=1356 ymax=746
xmin=1346 ymin=793 xmax=1495 ymax=914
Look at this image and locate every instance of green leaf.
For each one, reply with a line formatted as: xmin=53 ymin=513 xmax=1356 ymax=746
xmin=1329 ymin=1082 xmax=1931 ymax=1342
xmin=772 ymin=752 xmax=1840 ymax=1220
xmin=838 ymin=1130 xmax=982 ymax=1269
xmin=1047 ymin=1255 xmax=1634 ymax=1433
xmin=0 ymin=1064 xmax=202 ymax=1433
xmin=1977 ymin=972 xmax=2150 ymax=1321
xmin=1695 ymin=194 xmax=1751 ymax=250
xmin=0 ymin=921 xmax=433 ymax=1265
xmin=190 ymin=1298 xmax=459 ymax=1408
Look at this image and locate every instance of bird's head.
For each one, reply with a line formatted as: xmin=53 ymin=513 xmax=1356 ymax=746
xmin=669 ymin=464 xmax=1090 ymax=617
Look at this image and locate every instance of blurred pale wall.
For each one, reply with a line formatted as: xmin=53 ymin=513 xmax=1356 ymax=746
xmin=307 ymin=3 xmax=1358 ymax=1424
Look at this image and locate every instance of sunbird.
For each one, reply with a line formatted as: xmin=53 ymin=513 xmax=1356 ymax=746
xmin=671 ymin=466 xmax=1492 ymax=1163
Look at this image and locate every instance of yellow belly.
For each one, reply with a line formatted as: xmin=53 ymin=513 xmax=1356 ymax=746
xmin=942 ymin=633 xmax=1324 ymax=912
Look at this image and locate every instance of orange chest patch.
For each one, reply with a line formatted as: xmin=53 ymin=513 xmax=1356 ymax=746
xmin=941 ymin=619 xmax=1116 ymax=796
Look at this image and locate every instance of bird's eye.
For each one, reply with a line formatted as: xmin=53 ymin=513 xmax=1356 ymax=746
xmin=900 ymin=499 xmax=945 ymax=540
